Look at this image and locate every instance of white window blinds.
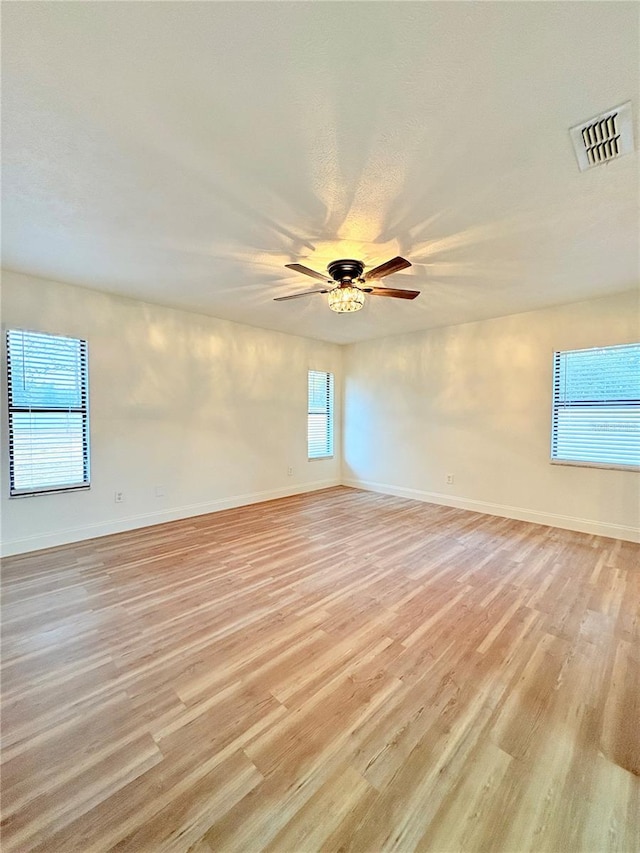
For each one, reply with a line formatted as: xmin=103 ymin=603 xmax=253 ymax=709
xmin=308 ymin=370 xmax=334 ymax=459
xmin=7 ymin=329 xmax=90 ymax=495
xmin=551 ymin=343 xmax=640 ymax=468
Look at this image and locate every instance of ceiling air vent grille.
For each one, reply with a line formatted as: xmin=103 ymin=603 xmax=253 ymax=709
xmin=570 ymin=102 xmax=634 ymax=171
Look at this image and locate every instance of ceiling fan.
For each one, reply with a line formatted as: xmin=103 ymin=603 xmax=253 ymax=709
xmin=275 ymin=257 xmax=419 ymax=313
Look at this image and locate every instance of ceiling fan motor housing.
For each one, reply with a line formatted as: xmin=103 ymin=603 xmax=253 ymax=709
xmin=327 ymin=259 xmax=365 ymax=284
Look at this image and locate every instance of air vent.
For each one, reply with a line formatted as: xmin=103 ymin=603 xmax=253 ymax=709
xmin=570 ymin=102 xmax=634 ymax=171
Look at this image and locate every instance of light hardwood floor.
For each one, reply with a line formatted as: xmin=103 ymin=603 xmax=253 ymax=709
xmin=1 ymin=486 xmax=638 ymax=852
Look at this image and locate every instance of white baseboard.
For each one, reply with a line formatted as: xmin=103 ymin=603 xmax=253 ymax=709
xmin=1 ymin=479 xmax=340 ymax=557
xmin=4 ymin=476 xmax=637 ymax=555
xmin=342 ymin=478 xmax=640 ymax=543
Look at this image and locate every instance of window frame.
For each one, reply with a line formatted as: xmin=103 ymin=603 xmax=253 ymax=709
xmin=6 ymin=328 xmax=91 ymax=497
xmin=550 ymin=342 xmax=640 ymax=472
xmin=307 ymin=369 xmax=334 ymax=460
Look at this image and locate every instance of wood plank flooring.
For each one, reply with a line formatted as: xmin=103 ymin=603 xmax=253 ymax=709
xmin=1 ymin=486 xmax=638 ymax=852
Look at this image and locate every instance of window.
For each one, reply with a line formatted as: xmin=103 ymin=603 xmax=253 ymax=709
xmin=551 ymin=343 xmax=639 ymax=469
xmin=308 ymin=370 xmax=334 ymax=459
xmin=6 ymin=329 xmax=90 ymax=496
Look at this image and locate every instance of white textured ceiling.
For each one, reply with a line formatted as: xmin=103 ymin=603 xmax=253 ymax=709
xmin=2 ymin=2 xmax=639 ymax=344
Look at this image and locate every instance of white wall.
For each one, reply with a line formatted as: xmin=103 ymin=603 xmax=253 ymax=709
xmin=343 ymin=290 xmax=640 ymax=542
xmin=1 ymin=270 xmax=342 ymax=555
xmin=2 ymin=273 xmax=638 ymax=554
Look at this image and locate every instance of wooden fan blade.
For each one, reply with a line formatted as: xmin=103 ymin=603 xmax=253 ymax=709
xmin=364 ymin=256 xmax=411 ymax=280
xmin=274 ymin=289 xmax=329 ymax=302
xmin=369 ymin=287 xmax=420 ymax=300
xmin=285 ymin=263 xmax=330 ymax=282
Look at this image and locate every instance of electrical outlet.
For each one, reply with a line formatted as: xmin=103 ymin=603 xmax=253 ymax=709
xmin=154 ymin=485 xmax=165 ymax=498
xmin=446 ymin=474 xmax=454 ymax=485
xmin=287 ymin=466 xmax=294 ymax=477
xmin=114 ymin=491 xmax=125 ymax=503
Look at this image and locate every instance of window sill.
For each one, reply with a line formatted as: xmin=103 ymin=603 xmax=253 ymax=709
xmin=10 ymin=485 xmax=91 ymax=498
xmin=550 ymin=459 xmax=639 ymax=472
xmin=308 ymin=456 xmax=334 ymax=462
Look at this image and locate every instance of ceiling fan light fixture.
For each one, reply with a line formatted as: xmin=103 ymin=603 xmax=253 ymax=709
xmin=278 ymin=256 xmax=417 ymax=308
xmin=327 ymin=285 xmax=365 ymax=313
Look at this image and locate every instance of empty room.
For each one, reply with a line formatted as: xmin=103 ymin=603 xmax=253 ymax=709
xmin=1 ymin=2 xmax=638 ymax=851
